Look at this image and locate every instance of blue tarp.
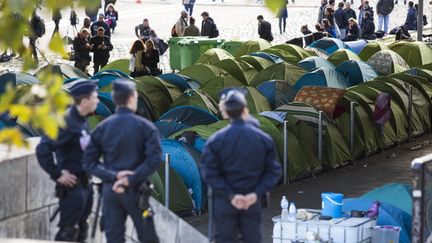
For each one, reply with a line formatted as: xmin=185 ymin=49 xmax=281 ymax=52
xmin=344 ymin=39 xmax=368 ymax=54
xmin=157 ymin=73 xmax=200 ymax=91
xmin=250 ymin=52 xmax=285 ymax=64
xmin=293 ymin=67 xmax=350 ymax=94
xmin=161 ymin=139 xmax=203 ymax=210
xmin=298 ymin=56 xmax=336 ymax=71
xmin=309 ymin=37 xmax=352 ymax=55
xmin=158 ymin=106 xmax=219 ymax=127
xmin=336 ymin=60 xmax=378 ymax=86
xmin=360 ymin=183 xmax=412 ymax=216
xmin=343 ymin=198 xmax=411 ymax=243
xmin=156 ymin=121 xmax=190 ymax=138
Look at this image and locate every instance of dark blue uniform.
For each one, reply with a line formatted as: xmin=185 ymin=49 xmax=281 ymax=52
xmin=36 ymin=106 xmax=93 ymax=241
xmin=201 ymin=119 xmax=281 ymax=243
xmin=82 ymin=107 xmax=162 ymax=243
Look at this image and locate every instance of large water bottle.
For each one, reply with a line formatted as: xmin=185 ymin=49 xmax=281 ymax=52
xmin=288 ymin=202 xmax=297 ymax=222
xmin=281 ymin=196 xmax=289 ymax=220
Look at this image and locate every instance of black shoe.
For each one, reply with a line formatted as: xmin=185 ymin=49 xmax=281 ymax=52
xmin=76 ymin=221 xmax=89 ymax=243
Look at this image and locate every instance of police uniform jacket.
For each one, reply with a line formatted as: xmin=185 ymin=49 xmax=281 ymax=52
xmin=36 ymin=106 xmax=90 ymax=180
xmin=82 ymin=107 xmax=162 ymax=187
xmin=200 ymin=119 xmax=281 ymax=212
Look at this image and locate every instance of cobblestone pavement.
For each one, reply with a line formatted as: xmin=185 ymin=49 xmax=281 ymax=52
xmin=0 ymin=0 xmax=431 ymax=73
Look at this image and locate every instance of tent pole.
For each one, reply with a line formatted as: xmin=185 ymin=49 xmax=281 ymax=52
xmin=350 ymin=102 xmax=355 ymax=157
xmin=283 ymin=120 xmax=288 ymax=186
xmin=417 ymin=0 xmax=424 ymax=41
xmin=165 ymin=153 xmax=170 ymax=208
xmin=408 ymin=85 xmax=413 ymax=142
xmin=318 ymin=111 xmax=323 ymax=163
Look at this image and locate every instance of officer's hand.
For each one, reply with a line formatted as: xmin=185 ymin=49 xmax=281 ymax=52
xmin=244 ymin=193 xmax=258 ymax=210
xmin=57 ymin=170 xmax=77 ymax=187
xmin=112 ymin=177 xmax=130 ymax=193
xmin=231 ymin=194 xmax=247 ymax=210
xmin=116 ymin=170 xmax=134 ymax=180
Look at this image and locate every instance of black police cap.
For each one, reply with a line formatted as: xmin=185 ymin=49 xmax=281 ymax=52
xmin=65 ymin=79 xmax=98 ymax=97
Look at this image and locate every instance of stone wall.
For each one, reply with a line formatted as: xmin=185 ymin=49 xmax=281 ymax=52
xmin=0 ymin=138 xmax=208 ymax=243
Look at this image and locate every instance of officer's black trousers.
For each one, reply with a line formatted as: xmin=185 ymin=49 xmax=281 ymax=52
xmin=55 ymin=184 xmax=93 ymax=242
xmin=103 ymin=187 xmax=159 ymax=243
xmin=214 ymin=209 xmax=262 ymax=243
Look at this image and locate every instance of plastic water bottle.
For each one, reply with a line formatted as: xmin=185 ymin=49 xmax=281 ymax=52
xmin=281 ymin=196 xmax=289 ymax=220
xmin=288 ymin=202 xmax=297 ymax=222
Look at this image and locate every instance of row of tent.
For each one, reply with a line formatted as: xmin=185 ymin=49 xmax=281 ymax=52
xmin=1 ymin=37 xmax=432 ymax=216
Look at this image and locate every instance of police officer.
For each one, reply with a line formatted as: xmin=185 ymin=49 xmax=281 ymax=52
xmin=201 ymin=89 xmax=281 ymax=243
xmin=82 ymin=80 xmax=161 ymax=243
xmin=36 ymin=80 xmax=99 ymax=242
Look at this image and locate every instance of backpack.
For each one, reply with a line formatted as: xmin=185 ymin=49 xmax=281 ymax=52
xmin=171 ymin=24 xmax=178 ymax=37
xmin=34 ymin=16 xmax=46 ymax=38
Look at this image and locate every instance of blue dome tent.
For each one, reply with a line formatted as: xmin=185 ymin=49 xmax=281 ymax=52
xmin=158 ymin=106 xmax=219 ymax=127
xmin=336 ymin=60 xmax=378 ymax=86
xmin=298 ymin=56 xmax=336 ymax=71
xmin=158 ymin=73 xmax=201 ymax=91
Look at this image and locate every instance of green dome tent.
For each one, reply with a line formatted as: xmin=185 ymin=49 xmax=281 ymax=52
xmin=100 ymin=59 xmax=130 ymax=74
xmin=271 ymin=44 xmax=312 ymax=60
xmin=421 ymin=63 xmax=432 ymax=71
xmin=367 ymin=50 xmax=410 ymax=76
xmin=179 ymin=64 xmax=230 ymax=84
xmin=214 ymin=59 xmax=258 ymax=85
xmin=135 ymin=76 xmax=182 ymax=119
xmin=261 ymin=47 xmax=301 ymax=63
xmin=327 ymin=49 xmax=361 ymax=67
xmin=250 ymin=62 xmax=306 ymax=87
xmin=170 ymin=89 xmax=219 ymax=115
xmin=233 ymin=39 xmax=272 ymax=57
xmin=237 ymin=55 xmax=274 ymax=71
xmin=403 ymin=68 xmax=432 ymax=82
xmin=244 ymin=86 xmax=271 ymax=114
xmin=195 ymin=48 xmax=234 ymax=65
xmin=200 ymin=75 xmax=245 ymax=101
xmin=358 ymin=41 xmax=388 ymax=61
xmin=388 ymin=41 xmax=432 ymax=68
xmin=35 ymin=63 xmax=88 ymax=80
xmin=298 ymin=56 xmax=336 ymax=71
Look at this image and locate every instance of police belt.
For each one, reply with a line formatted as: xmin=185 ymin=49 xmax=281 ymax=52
xmin=55 ymin=174 xmax=90 ymax=199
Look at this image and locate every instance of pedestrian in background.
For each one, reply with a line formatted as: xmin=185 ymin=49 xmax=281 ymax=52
xmin=83 ymin=80 xmax=161 ymax=243
xmin=129 ymin=39 xmax=149 ymax=77
xmin=51 ymin=7 xmax=61 ymax=39
xmin=335 ymin=2 xmax=349 ymax=39
xmin=201 ymin=11 xmax=219 ymax=38
xmin=201 ymin=89 xmax=281 ymax=243
xmin=344 ymin=2 xmax=357 ymax=20
xmin=143 ymin=40 xmax=161 ymax=76
xmin=73 ymin=28 xmax=93 ymax=73
xmin=135 ymin=18 xmax=152 ymax=40
xmin=90 ymin=27 xmax=113 ymax=74
xmin=257 ymin=15 xmax=274 ymax=42
xmin=376 ymin=0 xmax=394 ymax=35
xmin=104 ymin=0 xmax=117 ymax=12
xmin=174 ymin=10 xmax=189 ymax=37
xmin=322 ymin=18 xmax=337 ymax=37
xmin=85 ymin=1 xmax=101 ymax=22
xmin=358 ymin=0 xmax=373 ymax=28
xmin=277 ymin=0 xmax=288 ymax=34
xmin=184 ymin=17 xmax=200 ymax=36
xmin=183 ymin=0 xmax=196 ymax=16
xmin=361 ymin=11 xmax=376 ymax=39
xmin=91 ymin=13 xmax=111 ymax=38
xmin=36 ymin=80 xmax=99 ymax=242
xmin=344 ymin=18 xmax=360 ymax=40
xmin=82 ymin=17 xmax=91 ymax=31
xmin=105 ymin=4 xmax=118 ymax=33
xmin=404 ymin=1 xmax=417 ymax=30
xmin=318 ymin=0 xmax=328 ymax=23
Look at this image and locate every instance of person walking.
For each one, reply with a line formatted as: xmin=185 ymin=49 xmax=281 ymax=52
xmin=29 ymin=11 xmax=44 ymax=62
xmin=143 ymin=40 xmax=161 ymax=76
xmin=344 ymin=2 xmax=357 ymax=20
xmin=201 ymin=89 xmax=281 ymax=243
xmin=90 ymin=13 xmax=111 ymax=38
xmin=404 ymin=1 xmax=417 ymax=30
xmin=129 ymin=39 xmax=149 ymax=77
xmin=73 ymin=28 xmax=93 ymax=73
xmin=184 ymin=17 xmax=200 ymax=36
xmin=277 ymin=0 xmax=288 ymax=34
xmin=135 ymin=18 xmax=152 ymax=40
xmin=36 ymin=80 xmax=99 ymax=242
xmin=52 ymin=7 xmax=61 ymax=38
xmin=201 ymin=11 xmax=219 ymax=38
xmin=174 ymin=10 xmax=189 ymax=37
xmin=257 ymin=15 xmax=274 ymax=42
xmin=335 ymin=2 xmax=349 ymax=39
xmin=90 ymin=27 xmax=113 ymax=74
xmin=376 ymin=0 xmax=394 ymax=35
xmin=83 ymin=80 xmax=161 ymax=243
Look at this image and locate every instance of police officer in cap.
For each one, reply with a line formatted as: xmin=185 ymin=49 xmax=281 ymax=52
xmin=36 ymin=80 xmax=99 ymax=242
xmin=201 ymin=89 xmax=281 ymax=243
xmin=83 ymin=79 xmax=161 ymax=243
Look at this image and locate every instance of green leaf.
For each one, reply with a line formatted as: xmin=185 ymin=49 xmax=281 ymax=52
xmin=49 ymin=32 xmax=67 ymax=56
xmin=264 ymin=0 xmax=286 ymax=13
